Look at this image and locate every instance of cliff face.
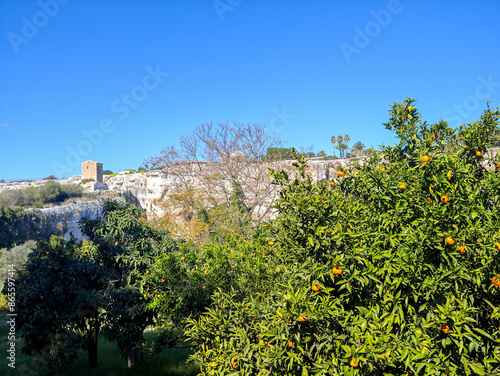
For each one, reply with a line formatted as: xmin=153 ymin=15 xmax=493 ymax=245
xmin=103 ymin=172 xmax=174 ymax=213
xmin=35 ymin=198 xmax=125 ymax=241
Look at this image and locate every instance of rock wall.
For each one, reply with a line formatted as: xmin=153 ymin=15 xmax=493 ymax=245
xmin=35 ymin=198 xmax=125 ymax=241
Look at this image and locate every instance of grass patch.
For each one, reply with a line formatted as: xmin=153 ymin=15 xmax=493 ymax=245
xmin=0 ymin=325 xmax=199 ymax=376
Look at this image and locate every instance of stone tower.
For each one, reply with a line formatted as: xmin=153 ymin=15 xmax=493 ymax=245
xmin=81 ymin=160 xmax=103 ymax=183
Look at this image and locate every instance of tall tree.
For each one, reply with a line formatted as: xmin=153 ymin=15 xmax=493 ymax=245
xmin=330 ymin=136 xmax=336 ymax=157
xmin=336 ymin=135 xmax=344 ymax=157
xmin=344 ymin=134 xmax=351 ymax=156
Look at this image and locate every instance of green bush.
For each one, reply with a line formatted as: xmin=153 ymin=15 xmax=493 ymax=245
xmin=186 ymin=99 xmax=500 ymax=375
xmin=0 ymin=240 xmax=36 ymax=291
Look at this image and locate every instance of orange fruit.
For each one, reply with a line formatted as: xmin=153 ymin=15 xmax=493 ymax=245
xmin=441 ymin=324 xmax=450 ymax=333
xmin=286 ymin=340 xmax=293 ymax=348
xmin=321 ymin=200 xmax=325 ymax=203
xmin=332 ymin=267 xmax=342 ymax=275
xmin=431 ymin=133 xmax=437 ymax=140
xmin=495 ymin=243 xmax=500 ymax=251
xmin=446 ymin=237 xmax=455 ymax=245
xmin=311 ymin=284 xmax=321 ymax=292
xmin=457 ymin=246 xmax=466 ymax=254
xmin=329 ymin=181 xmax=335 ymax=186
xmin=398 ymin=183 xmax=406 ymax=190
xmin=230 ymin=363 xmax=237 ymax=369
xmin=338 ymin=171 xmax=345 ymax=177
xmin=476 ymin=151 xmax=483 ymax=157
xmin=380 ymin=166 xmax=387 ymax=171
xmin=46 ymin=251 xmax=49 ymax=255
xmin=114 ymin=241 xmax=118 ymax=246
xmin=298 ymin=315 xmax=307 ymax=323
xmin=465 ymin=145 xmax=470 ymax=149
xmin=427 ymin=198 xmax=432 ymax=204
xmin=268 ymin=240 xmax=274 ymax=246
xmin=350 ymin=358 xmax=359 ymax=367
xmin=421 ymin=155 xmax=430 ymax=162
xmin=440 ymin=195 xmax=449 ymax=203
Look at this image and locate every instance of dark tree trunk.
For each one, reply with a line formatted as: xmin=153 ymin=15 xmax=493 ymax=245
xmin=87 ymin=318 xmax=99 ymax=368
xmin=127 ymin=348 xmax=142 ymax=368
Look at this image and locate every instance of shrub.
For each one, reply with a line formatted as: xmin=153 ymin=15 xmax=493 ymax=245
xmin=0 ymin=240 xmax=36 ymax=291
xmin=36 ymin=181 xmax=64 ymax=203
xmin=186 ymin=99 xmax=500 ymax=375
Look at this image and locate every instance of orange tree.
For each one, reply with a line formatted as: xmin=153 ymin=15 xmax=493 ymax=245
xmin=79 ymin=199 xmax=178 ymax=368
xmin=143 ymin=232 xmax=283 ymax=354
xmin=7 ymin=235 xmax=107 ymax=369
xmin=186 ymin=99 xmax=500 ymax=375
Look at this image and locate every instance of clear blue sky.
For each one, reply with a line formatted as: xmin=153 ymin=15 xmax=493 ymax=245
xmin=1 ymin=0 xmax=499 ymax=180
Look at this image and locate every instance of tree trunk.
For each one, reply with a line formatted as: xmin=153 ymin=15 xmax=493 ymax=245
xmin=87 ymin=317 xmax=99 ymax=368
xmin=127 ymin=348 xmax=142 ymax=368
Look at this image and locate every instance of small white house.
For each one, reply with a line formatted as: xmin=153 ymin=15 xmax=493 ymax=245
xmin=119 ymin=169 xmax=137 ymax=175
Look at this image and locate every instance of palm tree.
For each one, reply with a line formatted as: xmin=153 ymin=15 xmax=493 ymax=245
xmin=344 ymin=134 xmax=351 ymax=157
xmin=336 ymin=136 xmax=344 ymax=157
xmin=352 ymin=141 xmax=366 ymax=156
xmin=330 ymin=136 xmax=336 ymax=157
xmin=337 ymin=142 xmax=348 ymax=159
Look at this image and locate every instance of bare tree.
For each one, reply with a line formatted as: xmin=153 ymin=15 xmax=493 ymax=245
xmin=143 ymin=122 xmax=290 ymax=238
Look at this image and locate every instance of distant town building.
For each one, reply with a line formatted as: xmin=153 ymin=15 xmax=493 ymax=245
xmin=81 ymin=160 xmax=103 ymax=183
xmin=119 ymin=169 xmax=137 ymax=175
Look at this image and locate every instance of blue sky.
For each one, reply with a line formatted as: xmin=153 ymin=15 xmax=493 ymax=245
xmin=1 ymin=0 xmax=499 ymax=180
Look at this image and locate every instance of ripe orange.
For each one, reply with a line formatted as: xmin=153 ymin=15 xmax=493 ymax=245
xmin=491 ymin=277 xmax=500 ymax=286
xmin=338 ymin=171 xmax=345 ymax=177
xmin=446 ymin=237 xmax=455 ymax=246
xmin=427 ymin=198 xmax=432 ymax=204
xmin=46 ymin=251 xmax=49 ymax=255
xmin=495 ymin=243 xmax=500 ymax=251
xmin=268 ymin=240 xmax=274 ymax=246
xmin=398 ymin=183 xmax=406 ymax=190
xmin=350 ymin=358 xmax=359 ymax=367
xmin=380 ymin=166 xmax=387 ymax=171
xmin=298 ymin=315 xmax=307 ymax=323
xmin=465 ymin=145 xmax=470 ymax=149
xmin=440 ymin=195 xmax=449 ymax=203
xmin=311 ymin=284 xmax=321 ymax=292
xmin=457 ymin=246 xmax=466 ymax=254
xmin=476 ymin=151 xmax=483 ymax=157
xmin=332 ymin=267 xmax=342 ymax=275
xmin=421 ymin=155 xmax=430 ymax=162
xmin=441 ymin=324 xmax=450 ymax=333
xmin=286 ymin=340 xmax=293 ymax=348
xmin=432 ymin=133 xmax=437 ymax=140
xmin=329 ymin=181 xmax=335 ymax=186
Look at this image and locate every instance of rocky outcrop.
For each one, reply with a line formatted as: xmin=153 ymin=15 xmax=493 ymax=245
xmin=35 ymin=198 xmax=125 ymax=241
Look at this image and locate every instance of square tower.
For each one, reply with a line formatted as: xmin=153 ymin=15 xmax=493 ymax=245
xmin=81 ymin=160 xmax=103 ymax=183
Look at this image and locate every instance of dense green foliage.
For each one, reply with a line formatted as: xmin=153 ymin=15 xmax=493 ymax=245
xmin=0 ymin=240 xmax=36 ymax=290
xmin=186 ymin=99 xmax=500 ymax=375
xmin=0 ymin=181 xmax=83 ymax=209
